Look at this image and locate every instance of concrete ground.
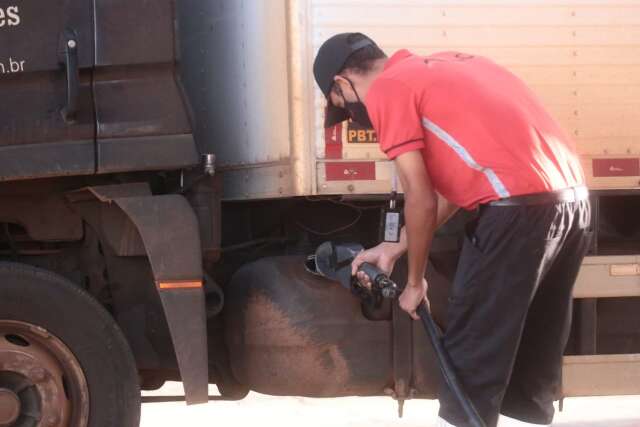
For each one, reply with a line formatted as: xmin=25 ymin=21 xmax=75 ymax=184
xmin=141 ymin=383 xmax=640 ymax=427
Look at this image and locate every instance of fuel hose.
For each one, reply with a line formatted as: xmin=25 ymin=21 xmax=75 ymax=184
xmin=416 ymin=302 xmax=486 ymax=427
xmin=357 ymin=263 xmax=486 ymax=427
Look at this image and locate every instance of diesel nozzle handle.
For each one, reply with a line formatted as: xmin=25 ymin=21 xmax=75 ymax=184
xmin=357 ymin=262 xmax=399 ymax=299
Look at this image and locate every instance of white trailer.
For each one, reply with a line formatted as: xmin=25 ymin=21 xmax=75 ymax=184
xmin=177 ymin=0 xmax=640 ymax=398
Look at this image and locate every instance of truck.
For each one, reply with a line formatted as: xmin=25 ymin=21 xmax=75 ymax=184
xmin=0 ymin=0 xmax=639 ymax=426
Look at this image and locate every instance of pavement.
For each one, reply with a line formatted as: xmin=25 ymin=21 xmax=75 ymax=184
xmin=141 ymin=383 xmax=640 ymax=427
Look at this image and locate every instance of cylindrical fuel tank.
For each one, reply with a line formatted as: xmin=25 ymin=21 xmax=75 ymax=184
xmin=223 ymin=255 xmax=459 ymax=398
xmin=224 ymin=256 xmax=393 ymax=397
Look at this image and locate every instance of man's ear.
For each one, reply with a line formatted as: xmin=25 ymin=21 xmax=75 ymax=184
xmin=333 ymin=75 xmax=357 ymax=101
xmin=333 ymin=75 xmax=347 ymax=92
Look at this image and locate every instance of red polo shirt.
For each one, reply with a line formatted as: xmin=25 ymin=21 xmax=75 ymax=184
xmin=365 ymin=50 xmax=585 ymax=210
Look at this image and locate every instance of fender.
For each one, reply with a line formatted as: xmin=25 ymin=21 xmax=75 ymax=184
xmin=67 ymin=183 xmax=208 ymax=404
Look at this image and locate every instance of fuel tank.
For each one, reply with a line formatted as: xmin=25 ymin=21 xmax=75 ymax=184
xmin=224 ymin=255 xmax=457 ymax=398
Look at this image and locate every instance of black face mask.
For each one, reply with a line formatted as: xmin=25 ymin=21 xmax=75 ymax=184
xmin=341 ymin=78 xmax=374 ymax=129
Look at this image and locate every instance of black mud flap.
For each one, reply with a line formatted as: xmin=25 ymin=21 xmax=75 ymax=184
xmin=67 ymin=184 xmax=208 ymax=404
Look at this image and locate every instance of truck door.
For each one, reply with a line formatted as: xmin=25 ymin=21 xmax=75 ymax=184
xmin=93 ymin=0 xmax=199 ymax=174
xmin=0 ymin=1 xmax=95 ymax=180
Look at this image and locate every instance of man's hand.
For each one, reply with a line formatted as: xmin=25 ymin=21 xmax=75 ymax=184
xmin=351 ymin=241 xmax=405 ymax=288
xmin=399 ymin=278 xmax=429 ymax=320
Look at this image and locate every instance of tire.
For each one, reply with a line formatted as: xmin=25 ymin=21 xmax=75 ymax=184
xmin=0 ymin=262 xmax=141 ymax=427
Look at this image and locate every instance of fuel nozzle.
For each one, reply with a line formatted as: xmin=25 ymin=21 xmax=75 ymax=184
xmin=357 ymin=262 xmax=399 ymax=299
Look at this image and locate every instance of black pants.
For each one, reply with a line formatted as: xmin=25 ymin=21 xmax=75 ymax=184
xmin=438 ymin=199 xmax=592 ymax=427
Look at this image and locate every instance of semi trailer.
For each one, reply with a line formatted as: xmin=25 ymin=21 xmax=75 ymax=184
xmin=1 ymin=1 xmax=639 ymax=426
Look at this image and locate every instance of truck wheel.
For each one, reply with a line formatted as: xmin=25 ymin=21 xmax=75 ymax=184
xmin=0 ymin=262 xmax=141 ymax=427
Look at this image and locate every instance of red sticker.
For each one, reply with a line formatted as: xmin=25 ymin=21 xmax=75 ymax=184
xmin=325 ymin=162 xmax=376 ymax=181
xmin=592 ymin=158 xmax=640 ymax=177
xmin=324 ymin=123 xmax=343 ymax=159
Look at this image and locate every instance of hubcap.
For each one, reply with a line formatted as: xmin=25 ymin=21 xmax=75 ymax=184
xmin=0 ymin=388 xmax=20 ymax=426
xmin=0 ymin=320 xmax=89 ymax=427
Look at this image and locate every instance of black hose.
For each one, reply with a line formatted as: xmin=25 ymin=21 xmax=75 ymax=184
xmin=315 ymin=242 xmax=484 ymax=426
xmin=416 ymin=302 xmax=486 ymax=427
xmin=355 ymin=260 xmax=486 ymax=427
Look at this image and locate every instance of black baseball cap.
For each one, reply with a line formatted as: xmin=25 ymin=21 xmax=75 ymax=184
xmin=313 ymin=32 xmax=377 ymax=128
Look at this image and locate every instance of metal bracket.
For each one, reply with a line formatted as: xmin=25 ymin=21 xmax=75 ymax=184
xmin=387 ymin=259 xmax=415 ymax=418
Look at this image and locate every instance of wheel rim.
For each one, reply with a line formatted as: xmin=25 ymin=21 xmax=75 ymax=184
xmin=0 ymin=320 xmax=89 ymax=427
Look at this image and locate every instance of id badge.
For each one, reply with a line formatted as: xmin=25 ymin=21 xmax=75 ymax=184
xmin=382 ymin=191 xmax=402 ymax=243
xmin=383 ymin=210 xmax=401 ymax=242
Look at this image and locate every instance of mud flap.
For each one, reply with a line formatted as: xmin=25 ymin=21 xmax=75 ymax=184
xmin=67 ymin=184 xmax=209 ymax=404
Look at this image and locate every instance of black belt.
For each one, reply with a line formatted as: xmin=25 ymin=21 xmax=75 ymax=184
xmin=487 ymin=186 xmax=589 ymax=207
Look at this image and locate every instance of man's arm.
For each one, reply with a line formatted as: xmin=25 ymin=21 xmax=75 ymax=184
xmin=394 ymin=151 xmax=437 ymax=286
xmin=351 ymin=165 xmax=459 ymax=294
xmin=397 ymin=193 xmax=458 ymax=244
